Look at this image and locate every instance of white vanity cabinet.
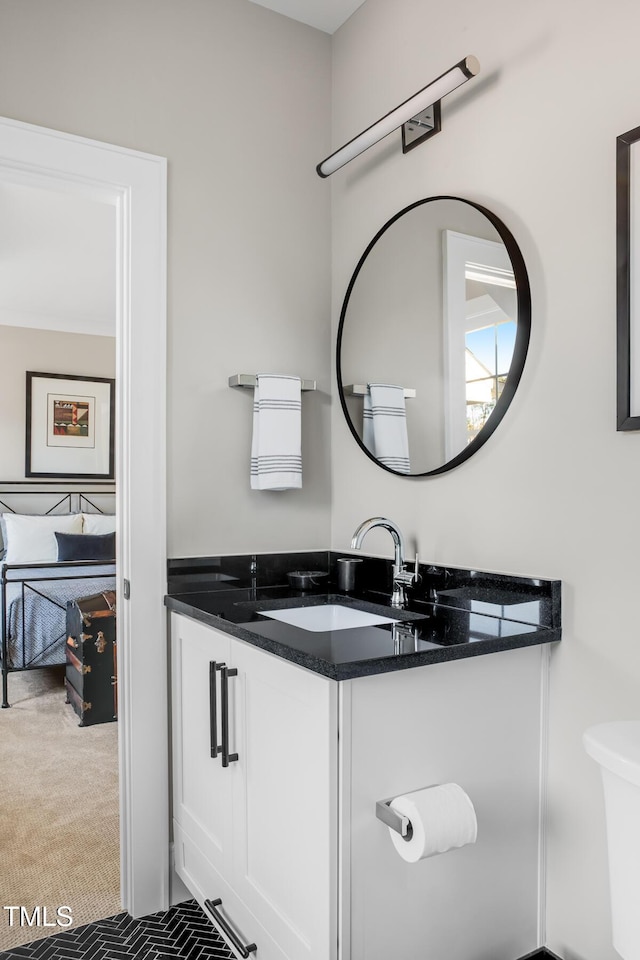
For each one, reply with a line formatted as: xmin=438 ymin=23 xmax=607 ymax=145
xmin=170 ymin=612 xmax=338 ymax=960
xmin=170 ymin=610 xmax=548 ymax=960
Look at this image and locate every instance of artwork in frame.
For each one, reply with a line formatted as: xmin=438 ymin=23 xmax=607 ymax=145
xmin=25 ymin=371 xmax=115 ymax=479
xmin=617 ymin=124 xmax=640 ymax=430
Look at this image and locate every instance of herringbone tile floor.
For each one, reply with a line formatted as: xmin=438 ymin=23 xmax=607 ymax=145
xmin=0 ymin=900 xmax=234 ymax=960
xmin=0 ymin=898 xmax=560 ymax=960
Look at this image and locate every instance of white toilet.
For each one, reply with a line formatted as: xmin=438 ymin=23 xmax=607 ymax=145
xmin=584 ymin=721 xmax=640 ymax=960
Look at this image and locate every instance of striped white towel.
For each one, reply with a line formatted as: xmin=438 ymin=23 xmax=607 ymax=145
xmin=250 ymin=375 xmax=302 ymax=490
xmin=364 ymin=383 xmax=410 ymax=474
xmin=363 ymin=389 xmax=375 ymax=452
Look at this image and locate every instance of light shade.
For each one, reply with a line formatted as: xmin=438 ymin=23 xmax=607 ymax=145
xmin=317 ymin=56 xmax=480 ymax=178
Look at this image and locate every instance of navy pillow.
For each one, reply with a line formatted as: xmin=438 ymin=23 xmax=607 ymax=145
xmin=56 ymin=531 xmax=116 ymax=562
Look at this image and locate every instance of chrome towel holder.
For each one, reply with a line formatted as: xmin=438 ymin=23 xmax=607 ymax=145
xmin=345 ymin=384 xmax=416 ymax=399
xmin=228 ymin=374 xmax=317 ymax=392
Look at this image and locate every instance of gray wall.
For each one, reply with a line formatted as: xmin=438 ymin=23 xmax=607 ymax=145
xmin=0 ymin=325 xmax=115 ymax=478
xmin=0 ymin=0 xmax=332 ymax=556
xmin=330 ymin=1 xmax=640 ymax=958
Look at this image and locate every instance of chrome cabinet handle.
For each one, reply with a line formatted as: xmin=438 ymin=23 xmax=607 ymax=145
xmin=209 ymin=661 xmax=221 ymax=759
xmin=218 ymin=664 xmax=238 ymax=767
xmin=204 ymin=898 xmax=256 ymax=957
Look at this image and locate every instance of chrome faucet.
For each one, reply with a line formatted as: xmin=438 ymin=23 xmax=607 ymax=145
xmin=350 ymin=517 xmax=419 ymax=607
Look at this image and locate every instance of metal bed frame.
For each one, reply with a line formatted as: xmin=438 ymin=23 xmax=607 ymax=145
xmin=1 ymin=483 xmax=116 ymax=709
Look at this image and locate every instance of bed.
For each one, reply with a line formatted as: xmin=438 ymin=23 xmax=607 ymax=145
xmin=0 ymin=485 xmax=116 ymax=708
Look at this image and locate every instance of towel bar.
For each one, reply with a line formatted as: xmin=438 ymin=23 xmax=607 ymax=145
xmin=375 ymin=797 xmax=412 ymax=837
xmin=345 ymin=384 xmax=416 ymax=399
xmin=228 ymin=374 xmax=316 ymax=392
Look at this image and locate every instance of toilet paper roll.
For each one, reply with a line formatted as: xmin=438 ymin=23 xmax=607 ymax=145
xmin=389 ymin=783 xmax=478 ymax=863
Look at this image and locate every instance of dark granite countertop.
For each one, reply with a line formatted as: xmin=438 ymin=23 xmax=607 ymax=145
xmin=165 ymin=552 xmax=561 ymax=681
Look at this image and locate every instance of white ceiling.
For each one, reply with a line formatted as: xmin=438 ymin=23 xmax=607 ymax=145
xmin=247 ymin=0 xmax=366 ymax=34
xmin=0 ymin=180 xmax=116 ymax=339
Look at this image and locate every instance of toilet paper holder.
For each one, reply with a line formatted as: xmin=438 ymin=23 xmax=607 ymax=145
xmin=376 ymin=797 xmax=413 ymax=838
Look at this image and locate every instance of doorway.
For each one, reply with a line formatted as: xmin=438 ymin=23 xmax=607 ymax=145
xmin=0 ymin=183 xmax=118 ymax=949
xmin=0 ymin=117 xmax=169 ymax=925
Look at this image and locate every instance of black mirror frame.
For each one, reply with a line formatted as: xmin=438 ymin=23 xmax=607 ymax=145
xmin=336 ymin=196 xmax=532 ymax=477
xmin=616 ymin=125 xmax=640 ymax=431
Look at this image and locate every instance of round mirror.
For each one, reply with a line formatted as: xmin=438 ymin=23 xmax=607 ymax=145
xmin=337 ymin=196 xmax=531 ymax=476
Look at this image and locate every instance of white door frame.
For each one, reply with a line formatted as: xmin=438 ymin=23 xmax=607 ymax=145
xmin=0 ymin=116 xmax=168 ymax=918
xmin=442 ymin=229 xmax=515 ymax=461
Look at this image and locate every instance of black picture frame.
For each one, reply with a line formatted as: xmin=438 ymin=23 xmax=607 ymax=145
xmin=617 ymin=125 xmax=640 ymax=430
xmin=25 ymin=371 xmax=115 ymax=479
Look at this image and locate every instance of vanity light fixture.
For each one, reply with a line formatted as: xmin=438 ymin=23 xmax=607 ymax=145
xmin=316 ymin=55 xmax=480 ymax=178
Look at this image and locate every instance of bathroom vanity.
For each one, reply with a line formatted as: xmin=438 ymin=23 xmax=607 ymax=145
xmin=165 ymin=188 xmax=541 ymax=959
xmin=166 ymin=553 xmax=560 ymax=960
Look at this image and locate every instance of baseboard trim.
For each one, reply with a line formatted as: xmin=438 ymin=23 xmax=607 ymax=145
xmin=168 ymin=840 xmax=191 ymax=906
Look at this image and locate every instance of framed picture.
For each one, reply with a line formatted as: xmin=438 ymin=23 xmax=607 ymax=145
xmin=25 ymin=371 xmax=115 ymax=479
xmin=617 ymin=124 xmax=640 ymax=430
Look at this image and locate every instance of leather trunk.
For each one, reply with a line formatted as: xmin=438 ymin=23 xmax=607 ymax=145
xmin=65 ymin=591 xmax=117 ymax=726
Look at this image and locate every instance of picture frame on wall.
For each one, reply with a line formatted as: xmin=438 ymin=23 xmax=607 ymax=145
xmin=617 ymin=124 xmax=640 ymax=430
xmin=25 ymin=371 xmax=115 ymax=479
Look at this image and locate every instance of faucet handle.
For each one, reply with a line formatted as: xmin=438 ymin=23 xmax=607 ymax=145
xmin=394 ymin=551 xmax=421 ymax=590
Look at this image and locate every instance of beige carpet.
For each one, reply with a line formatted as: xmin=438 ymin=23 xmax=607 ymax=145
xmin=0 ymin=666 xmax=121 ymax=951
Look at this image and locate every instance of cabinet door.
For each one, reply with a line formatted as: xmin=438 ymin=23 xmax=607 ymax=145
xmin=346 ymin=646 xmax=546 ymax=960
xmin=231 ymin=639 xmax=338 ymax=960
xmin=170 ymin=613 xmax=233 ymax=880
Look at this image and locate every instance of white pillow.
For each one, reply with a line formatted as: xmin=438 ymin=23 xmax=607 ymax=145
xmin=3 ymin=513 xmax=83 ymax=564
xmin=82 ymin=513 xmax=116 ymax=535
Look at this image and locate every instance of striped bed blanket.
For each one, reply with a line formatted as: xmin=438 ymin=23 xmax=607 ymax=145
xmin=1 ymin=563 xmax=116 ymax=669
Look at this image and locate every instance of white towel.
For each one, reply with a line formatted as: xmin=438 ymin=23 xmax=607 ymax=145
xmin=363 ymin=389 xmax=375 ymax=451
xmin=364 ymin=383 xmax=410 ymax=474
xmin=250 ymin=375 xmax=302 ymax=490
